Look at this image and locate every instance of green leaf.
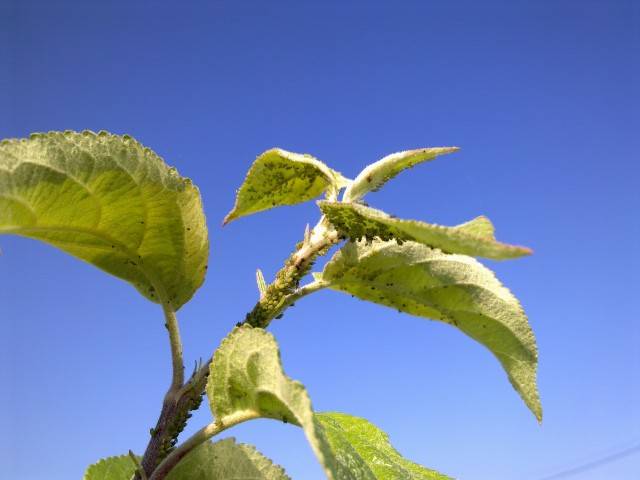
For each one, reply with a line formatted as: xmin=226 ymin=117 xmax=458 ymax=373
xmin=316 ymin=413 xmax=452 ymax=480
xmin=343 ymin=147 xmax=459 ymax=202
xmin=83 ymin=455 xmax=138 ymax=480
xmin=319 ymin=201 xmax=531 ymax=260
xmin=166 ymin=438 xmax=290 ymax=480
xmin=207 ymin=325 xmax=365 ymax=479
xmin=223 ymin=148 xmax=348 ymax=225
xmin=0 ymin=131 xmax=209 ymax=309
xmin=317 ymin=240 xmax=541 ymax=421
xmin=454 ymin=215 xmax=495 ymax=238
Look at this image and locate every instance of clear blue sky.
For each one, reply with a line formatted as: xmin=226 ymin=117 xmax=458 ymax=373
xmin=1 ymin=1 xmax=638 ymax=479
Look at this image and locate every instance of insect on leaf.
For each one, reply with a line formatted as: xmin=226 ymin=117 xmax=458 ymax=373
xmin=316 ymin=239 xmax=541 ymax=421
xmin=316 ymin=412 xmax=452 ymax=480
xmin=223 ymin=148 xmax=349 ymax=225
xmin=0 ymin=131 xmax=209 ymax=310
xmin=319 ymin=201 xmax=531 ymax=260
xmin=343 ymin=147 xmax=459 ymax=202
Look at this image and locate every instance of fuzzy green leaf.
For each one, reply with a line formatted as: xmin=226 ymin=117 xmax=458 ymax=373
xmin=223 ymin=148 xmax=348 ymax=224
xmin=83 ymin=455 xmax=138 ymax=480
xmin=343 ymin=147 xmax=459 ymax=202
xmin=319 ymin=201 xmax=531 ymax=260
xmin=167 ymin=438 xmax=290 ymax=480
xmin=207 ymin=325 xmax=364 ymax=479
xmin=0 ymin=131 xmax=209 ymax=309
xmin=316 ymin=413 xmax=451 ymax=480
xmin=317 ymin=240 xmax=541 ymax=421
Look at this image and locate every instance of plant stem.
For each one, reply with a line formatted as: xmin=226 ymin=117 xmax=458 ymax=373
xmin=163 ymin=303 xmax=185 ymax=392
xmin=148 ymin=411 xmax=259 ymax=480
xmin=142 ymin=218 xmax=341 ymax=479
xmin=244 ymin=217 xmax=340 ymax=328
xmin=276 ymin=278 xmax=330 ymax=315
xmin=135 ymin=304 xmax=191 ymax=479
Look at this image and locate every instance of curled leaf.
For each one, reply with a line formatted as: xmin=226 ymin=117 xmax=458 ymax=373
xmin=206 ymin=325 xmax=366 ymax=479
xmin=0 ymin=131 xmax=209 ymax=309
xmin=319 ymin=201 xmax=532 ymax=260
xmin=224 ymin=149 xmax=348 ymax=224
xmin=343 ymin=147 xmax=459 ymax=202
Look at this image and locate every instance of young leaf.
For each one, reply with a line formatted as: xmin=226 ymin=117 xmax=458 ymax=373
xmin=207 ymin=325 xmax=365 ymax=479
xmin=166 ymin=438 xmax=290 ymax=479
xmin=343 ymin=147 xmax=459 ymax=202
xmin=83 ymin=454 xmax=138 ymax=480
xmin=256 ymin=268 xmax=268 ymax=298
xmin=0 ymin=131 xmax=209 ymax=310
xmin=316 ymin=240 xmax=542 ymax=421
xmin=316 ymin=412 xmax=451 ymax=480
xmin=319 ymin=201 xmax=531 ymax=260
xmin=223 ymin=148 xmax=348 ymax=225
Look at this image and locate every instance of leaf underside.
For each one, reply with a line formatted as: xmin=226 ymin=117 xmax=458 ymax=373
xmin=166 ymin=438 xmax=291 ymax=480
xmin=83 ymin=455 xmax=138 ymax=480
xmin=0 ymin=131 xmax=209 ymax=309
xmin=206 ymin=325 xmax=364 ymax=480
xmin=319 ymin=201 xmax=531 ymax=260
xmin=317 ymin=239 xmax=541 ymax=421
xmin=344 ymin=147 xmax=459 ymax=202
xmin=316 ymin=413 xmax=452 ymax=480
xmin=223 ymin=148 xmax=347 ymax=225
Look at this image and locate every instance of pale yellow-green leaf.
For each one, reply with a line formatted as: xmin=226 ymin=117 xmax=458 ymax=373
xmin=343 ymin=147 xmax=459 ymax=202
xmin=166 ymin=438 xmax=290 ymax=480
xmin=317 ymin=240 xmax=541 ymax=421
xmin=224 ymin=148 xmax=348 ymax=224
xmin=207 ymin=325 xmax=368 ymax=479
xmin=0 ymin=131 xmax=209 ymax=309
xmin=83 ymin=455 xmax=138 ymax=480
xmin=316 ymin=413 xmax=452 ymax=480
xmin=454 ymin=215 xmax=495 ymax=238
xmin=319 ymin=201 xmax=531 ymax=260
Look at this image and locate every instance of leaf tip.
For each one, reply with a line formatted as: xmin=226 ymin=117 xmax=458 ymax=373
xmin=515 ymin=245 xmax=534 ymax=257
xmin=222 ymin=211 xmax=236 ymax=226
xmin=533 ymin=402 xmax=543 ymax=424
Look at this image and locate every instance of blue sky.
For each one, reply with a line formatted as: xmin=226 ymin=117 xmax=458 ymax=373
xmin=1 ymin=1 xmax=638 ymax=479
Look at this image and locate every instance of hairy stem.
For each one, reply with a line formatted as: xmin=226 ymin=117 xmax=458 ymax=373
xmin=135 ymin=304 xmax=199 ymax=479
xmin=143 ymin=218 xmax=341 ymax=479
xmin=244 ymin=217 xmax=340 ymax=328
xmin=148 ymin=411 xmax=259 ymax=480
xmin=163 ymin=304 xmax=185 ymax=392
xmin=273 ymin=278 xmax=330 ymax=317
